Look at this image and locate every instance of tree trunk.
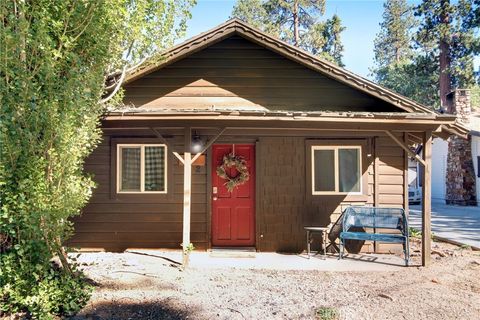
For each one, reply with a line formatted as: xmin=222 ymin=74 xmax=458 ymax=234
xmin=293 ymin=1 xmax=299 ymax=46
xmin=439 ymin=0 xmax=452 ymax=111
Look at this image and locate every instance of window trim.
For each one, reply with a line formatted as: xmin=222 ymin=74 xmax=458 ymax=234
xmin=116 ymin=143 xmax=168 ymax=194
xmin=311 ymin=145 xmax=362 ymax=195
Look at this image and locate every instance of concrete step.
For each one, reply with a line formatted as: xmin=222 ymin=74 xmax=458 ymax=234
xmin=209 ymin=247 xmax=256 ymax=258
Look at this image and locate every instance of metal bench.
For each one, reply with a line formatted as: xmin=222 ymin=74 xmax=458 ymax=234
xmin=339 ymin=206 xmax=410 ymax=266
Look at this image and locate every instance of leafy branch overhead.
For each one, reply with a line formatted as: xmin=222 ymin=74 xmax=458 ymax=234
xmin=232 ymin=0 xmax=346 ymax=66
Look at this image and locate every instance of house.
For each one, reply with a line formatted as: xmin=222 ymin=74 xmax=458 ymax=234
xmin=69 ymin=19 xmax=467 ymax=266
xmin=426 ymin=92 xmax=478 ymax=205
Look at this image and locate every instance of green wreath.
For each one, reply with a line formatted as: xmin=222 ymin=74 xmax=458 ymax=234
xmin=216 ymin=153 xmax=250 ymax=192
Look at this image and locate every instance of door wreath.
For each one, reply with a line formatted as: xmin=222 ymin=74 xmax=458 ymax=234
xmin=216 ymin=153 xmax=250 ymax=192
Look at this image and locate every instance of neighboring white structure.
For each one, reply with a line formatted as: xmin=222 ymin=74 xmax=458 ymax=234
xmin=408 ymin=138 xmax=449 ymax=202
xmin=472 ymin=132 xmax=480 ymax=202
xmin=428 ymin=112 xmax=479 ymax=204
xmin=431 ymin=138 xmax=448 ymax=201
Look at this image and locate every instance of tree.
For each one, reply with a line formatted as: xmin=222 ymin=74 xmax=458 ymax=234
xmin=307 ymin=14 xmax=346 ymax=66
xmin=416 ymin=0 xmax=478 ymax=110
xmin=373 ymin=0 xmax=417 ymax=68
xmin=372 ymin=0 xmax=479 ymax=110
xmin=0 ymin=0 xmax=194 ymax=317
xmin=232 ymin=0 xmax=346 ymax=66
xmin=371 ymin=1 xmax=440 ymax=106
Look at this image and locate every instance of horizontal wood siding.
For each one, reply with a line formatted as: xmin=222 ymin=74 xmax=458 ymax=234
xmin=69 ymin=134 xmax=208 ymax=251
xmin=123 ymin=36 xmax=398 ymax=112
xmin=375 ymin=135 xmax=407 ymax=253
xmin=71 ymin=131 xmax=406 ymax=254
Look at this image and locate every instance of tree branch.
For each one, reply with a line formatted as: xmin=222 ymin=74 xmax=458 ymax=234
xmin=100 ymin=66 xmax=127 ymax=104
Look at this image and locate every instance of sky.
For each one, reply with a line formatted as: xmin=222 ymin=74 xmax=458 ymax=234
xmin=181 ymin=0 xmax=479 ymax=81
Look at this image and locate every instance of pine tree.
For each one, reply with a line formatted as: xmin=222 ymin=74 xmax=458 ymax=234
xmin=371 ymin=1 xmax=440 ymax=106
xmin=231 ymin=0 xmax=345 ymax=66
xmin=316 ymin=14 xmax=346 ymax=66
xmin=416 ymin=0 xmax=478 ymax=110
xmin=372 ymin=0 xmax=479 ymax=109
xmin=373 ymin=0 xmax=416 ymax=68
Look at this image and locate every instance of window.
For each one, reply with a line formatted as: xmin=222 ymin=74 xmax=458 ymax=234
xmin=117 ymin=144 xmax=167 ymax=193
xmin=311 ymin=146 xmax=362 ymax=195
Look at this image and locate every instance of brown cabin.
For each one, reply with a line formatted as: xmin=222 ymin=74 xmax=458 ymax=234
xmin=70 ymin=19 xmax=467 ymax=265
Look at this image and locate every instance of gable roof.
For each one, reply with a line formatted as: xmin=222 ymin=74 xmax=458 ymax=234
xmin=125 ymin=19 xmax=432 ymax=114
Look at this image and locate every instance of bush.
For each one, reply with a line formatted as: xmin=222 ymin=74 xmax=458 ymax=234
xmin=0 ymin=1 xmax=193 ymax=318
xmin=1 ymin=247 xmax=92 ymax=319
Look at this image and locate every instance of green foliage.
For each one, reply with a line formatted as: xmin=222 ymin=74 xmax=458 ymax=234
xmin=181 ymin=242 xmax=196 ymax=253
xmin=373 ymin=0 xmax=417 ymax=68
xmin=415 ymin=0 xmax=478 ymax=89
xmin=372 ymin=0 xmax=479 ymax=108
xmin=409 ymin=227 xmax=422 ymax=238
xmin=231 ymin=0 xmax=346 ymax=66
xmin=0 ymin=0 xmax=194 ymax=318
xmin=1 ymin=257 xmax=92 ymax=318
xmin=471 ymin=85 xmax=480 ymax=111
xmin=315 ymin=307 xmax=339 ymax=320
xmin=307 ymin=14 xmax=346 ymax=67
xmin=375 ymin=55 xmax=440 ymax=108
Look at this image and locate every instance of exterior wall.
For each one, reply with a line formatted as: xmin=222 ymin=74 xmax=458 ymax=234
xmin=431 ymin=138 xmax=448 ymax=201
xmin=70 ymin=133 xmax=209 ymax=251
xmin=70 ymin=131 xmax=407 ymax=254
xmin=446 ymin=89 xmax=477 ymax=205
xmin=473 ymin=135 xmax=480 ymax=203
xmin=123 ymin=35 xmax=399 ymax=112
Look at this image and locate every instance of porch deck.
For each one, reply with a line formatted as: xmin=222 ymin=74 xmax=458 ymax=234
xmin=106 ymin=250 xmax=407 ymax=271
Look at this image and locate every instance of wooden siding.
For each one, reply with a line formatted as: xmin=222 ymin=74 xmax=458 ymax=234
xmin=374 ymin=135 xmax=407 ymax=253
xmin=69 ymin=134 xmax=208 ymax=251
xmin=70 ymin=132 xmax=406 ymax=254
xmin=123 ymin=36 xmax=400 ymax=112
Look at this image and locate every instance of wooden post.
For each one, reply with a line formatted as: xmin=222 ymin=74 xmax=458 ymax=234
xmin=182 ymin=127 xmax=192 ymax=267
xmin=182 ymin=152 xmax=192 ymax=266
xmin=422 ymin=131 xmax=432 ymax=267
xmin=151 ymin=127 xmax=227 ymax=267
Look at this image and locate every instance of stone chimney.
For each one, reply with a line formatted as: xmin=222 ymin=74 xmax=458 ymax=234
xmin=445 ymin=89 xmax=477 ymax=206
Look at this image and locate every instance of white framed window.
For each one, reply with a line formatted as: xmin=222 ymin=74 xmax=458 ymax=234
xmin=311 ymin=145 xmax=362 ymax=195
xmin=117 ymin=144 xmax=167 ymax=193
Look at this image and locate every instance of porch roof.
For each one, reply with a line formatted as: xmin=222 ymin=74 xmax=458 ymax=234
xmin=104 ymin=109 xmax=469 ymax=138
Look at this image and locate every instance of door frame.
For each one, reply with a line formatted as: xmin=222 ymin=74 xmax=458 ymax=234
xmin=207 ymin=142 xmax=257 ymax=249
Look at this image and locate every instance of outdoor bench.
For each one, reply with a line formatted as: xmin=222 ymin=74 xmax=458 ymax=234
xmin=339 ymin=206 xmax=410 ymax=266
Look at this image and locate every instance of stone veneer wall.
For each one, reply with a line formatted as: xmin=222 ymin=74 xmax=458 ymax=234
xmin=445 ymin=89 xmax=477 ymax=206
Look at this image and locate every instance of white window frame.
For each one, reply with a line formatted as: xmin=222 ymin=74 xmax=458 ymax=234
xmin=311 ymin=145 xmax=362 ymax=195
xmin=117 ymin=144 xmax=167 ymax=194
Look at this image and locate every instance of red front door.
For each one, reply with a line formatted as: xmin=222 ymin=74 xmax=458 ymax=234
xmin=211 ymin=144 xmax=255 ymax=247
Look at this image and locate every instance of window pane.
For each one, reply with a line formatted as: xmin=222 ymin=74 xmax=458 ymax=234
xmin=313 ymin=149 xmax=335 ymax=192
xmin=144 ymin=146 xmax=165 ymax=191
xmin=121 ymin=147 xmax=141 ymax=191
xmin=339 ymin=148 xmax=360 ymax=193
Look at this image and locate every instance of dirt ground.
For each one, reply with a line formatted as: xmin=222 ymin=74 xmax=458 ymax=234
xmin=70 ymin=239 xmax=480 ymax=320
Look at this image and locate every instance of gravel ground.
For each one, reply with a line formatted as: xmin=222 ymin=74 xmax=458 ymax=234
xmin=70 ymin=239 xmax=480 ymax=320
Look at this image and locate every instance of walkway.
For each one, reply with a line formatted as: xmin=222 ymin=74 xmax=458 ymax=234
xmin=125 ymin=250 xmax=405 ymax=271
xmin=410 ymin=200 xmax=480 ymax=249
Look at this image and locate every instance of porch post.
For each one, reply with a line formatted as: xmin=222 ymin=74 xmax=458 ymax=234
xmin=421 ymin=131 xmax=432 ymax=267
xmin=182 ymin=127 xmax=192 ymax=267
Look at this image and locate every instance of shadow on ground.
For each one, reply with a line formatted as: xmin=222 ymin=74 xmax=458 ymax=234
xmin=70 ymin=301 xmax=193 ymax=320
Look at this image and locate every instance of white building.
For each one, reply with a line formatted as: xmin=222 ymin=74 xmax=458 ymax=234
xmin=428 ymin=111 xmax=479 ymax=204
